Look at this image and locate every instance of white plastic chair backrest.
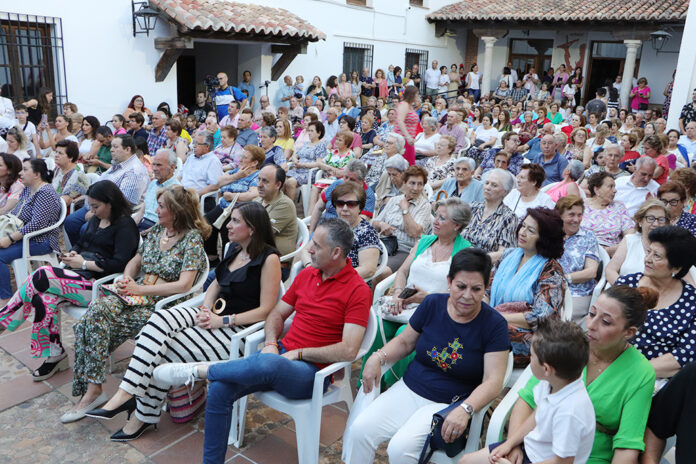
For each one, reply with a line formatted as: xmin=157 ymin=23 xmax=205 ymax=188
xmin=540 ymin=181 xmax=559 ymax=193
xmin=365 ymin=240 xmax=388 ymax=283
xmin=356 ymin=308 xmax=378 ymax=359
xmin=561 ymin=285 xmax=573 ymax=322
xmin=86 ymin=172 xmax=101 ymax=185
xmin=296 ymin=217 xmax=308 ymax=248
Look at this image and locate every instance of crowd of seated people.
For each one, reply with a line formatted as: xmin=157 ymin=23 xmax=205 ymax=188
xmin=2 ymin=62 xmax=696 ymax=463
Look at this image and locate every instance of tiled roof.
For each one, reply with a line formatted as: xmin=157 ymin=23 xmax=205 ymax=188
xmin=150 ymin=0 xmax=326 ymax=41
xmin=427 ymin=0 xmax=688 ymax=22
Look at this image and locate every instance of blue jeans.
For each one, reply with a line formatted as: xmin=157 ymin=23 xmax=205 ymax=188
xmin=0 ymin=239 xmax=52 ymax=298
xmin=64 ymin=206 xmax=89 ymax=246
xmin=203 ymin=349 xmax=324 ymax=463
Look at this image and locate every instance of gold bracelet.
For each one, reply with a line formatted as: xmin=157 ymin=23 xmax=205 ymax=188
xmin=298 ymin=349 xmax=303 ymax=361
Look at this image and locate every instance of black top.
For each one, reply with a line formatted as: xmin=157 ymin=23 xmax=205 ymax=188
xmin=128 ymin=128 xmax=149 ymax=140
xmin=72 ymin=215 xmax=140 ymax=278
xmin=214 ymin=244 xmax=278 ymax=316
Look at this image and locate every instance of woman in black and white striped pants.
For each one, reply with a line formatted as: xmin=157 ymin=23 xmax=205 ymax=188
xmin=85 ymin=203 xmax=282 ymax=442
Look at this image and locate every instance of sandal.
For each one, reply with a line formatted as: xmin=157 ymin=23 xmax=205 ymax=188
xmin=32 ymin=355 xmax=69 ymax=381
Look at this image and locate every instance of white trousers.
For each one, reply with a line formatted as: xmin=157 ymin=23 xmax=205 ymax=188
xmin=343 ymin=379 xmax=448 ymax=464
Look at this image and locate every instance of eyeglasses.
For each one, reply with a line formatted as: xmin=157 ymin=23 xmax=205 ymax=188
xmin=660 ymin=198 xmax=681 ymax=207
xmin=334 ymin=200 xmax=360 ymax=208
xmin=644 ymin=215 xmax=668 ymax=224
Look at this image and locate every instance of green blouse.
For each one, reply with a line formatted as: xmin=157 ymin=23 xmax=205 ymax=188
xmin=519 ymin=346 xmax=655 ymax=463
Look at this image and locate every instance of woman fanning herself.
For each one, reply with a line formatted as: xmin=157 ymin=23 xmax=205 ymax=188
xmin=343 ymin=249 xmax=510 ymax=463
xmin=0 ymin=181 xmax=138 ymax=380
xmin=489 ymin=207 xmax=566 ymax=366
xmin=61 ymin=185 xmax=209 ymax=424
xmin=87 ymin=202 xmax=281 ymax=441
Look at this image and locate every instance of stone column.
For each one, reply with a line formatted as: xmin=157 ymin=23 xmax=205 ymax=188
xmin=481 ymin=36 xmax=497 ymax=97
xmin=620 ymin=40 xmax=641 ymax=109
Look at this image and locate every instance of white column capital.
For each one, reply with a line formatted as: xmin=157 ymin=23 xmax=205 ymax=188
xmin=623 ymin=39 xmax=642 ymax=49
xmin=482 ymin=36 xmax=498 ymax=46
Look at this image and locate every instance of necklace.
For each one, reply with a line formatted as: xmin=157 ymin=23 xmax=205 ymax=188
xmin=160 ymin=229 xmax=177 ymax=245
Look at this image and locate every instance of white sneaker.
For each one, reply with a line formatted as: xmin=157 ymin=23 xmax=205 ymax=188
xmin=153 ymin=362 xmax=205 ymax=387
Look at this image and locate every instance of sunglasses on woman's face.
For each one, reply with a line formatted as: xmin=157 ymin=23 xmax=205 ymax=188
xmin=334 ymin=200 xmax=360 ymax=208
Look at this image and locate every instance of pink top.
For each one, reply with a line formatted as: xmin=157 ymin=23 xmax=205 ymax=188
xmin=338 ymin=82 xmax=352 ymax=99
xmin=0 ymin=181 xmax=23 ymax=210
xmin=630 ymin=86 xmax=651 ymax=110
xmin=546 ymin=181 xmax=578 ymax=202
xmin=395 ymin=107 xmax=419 ymax=165
xmin=580 ymin=201 xmax=634 ymax=246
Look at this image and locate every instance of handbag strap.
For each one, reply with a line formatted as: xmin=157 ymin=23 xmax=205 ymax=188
xmin=417 ymin=427 xmax=435 ymax=464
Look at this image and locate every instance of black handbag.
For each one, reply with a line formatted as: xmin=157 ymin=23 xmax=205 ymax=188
xmin=417 ymin=396 xmax=469 ymax=463
xmin=638 ymin=102 xmax=649 ymax=111
xmin=380 ymin=235 xmax=398 ymax=256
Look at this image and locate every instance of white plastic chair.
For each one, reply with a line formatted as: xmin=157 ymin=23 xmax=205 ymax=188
xmin=12 ymin=198 xmax=67 ymax=286
xmin=199 ymin=190 xmax=218 ymax=216
xmin=485 ymin=366 xmax=534 ymax=446
xmin=233 ymin=307 xmax=378 ymax=462
xmin=279 ymin=218 xmax=308 ymax=264
xmin=589 ymin=247 xmax=611 ymax=309
xmin=300 ymin=168 xmax=324 ymax=217
xmin=365 ymin=240 xmax=388 ymax=283
xmin=429 ymin=352 xmax=514 ymax=462
xmin=561 ymin=285 xmax=573 ymax=322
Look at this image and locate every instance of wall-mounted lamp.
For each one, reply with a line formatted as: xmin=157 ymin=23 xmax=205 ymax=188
xmin=650 ymin=30 xmax=675 ymax=53
xmin=132 ymin=1 xmax=159 ymax=37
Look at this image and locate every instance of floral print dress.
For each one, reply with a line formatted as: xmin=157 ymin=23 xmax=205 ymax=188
xmin=424 ymin=156 xmax=455 ymax=184
xmin=71 ymin=225 xmax=207 ymax=396
xmin=287 ymin=140 xmax=328 ymax=185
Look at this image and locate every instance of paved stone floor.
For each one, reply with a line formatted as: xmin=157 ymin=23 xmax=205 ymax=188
xmin=0 ymin=314 xmax=389 ymax=464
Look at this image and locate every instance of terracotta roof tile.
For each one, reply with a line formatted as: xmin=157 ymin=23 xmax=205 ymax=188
xmin=427 ymin=0 xmax=688 ymax=22
xmin=150 ymin=0 xmax=326 ymax=41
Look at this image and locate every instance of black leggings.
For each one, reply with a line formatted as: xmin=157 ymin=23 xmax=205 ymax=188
xmin=648 ymin=361 xmax=696 ymax=463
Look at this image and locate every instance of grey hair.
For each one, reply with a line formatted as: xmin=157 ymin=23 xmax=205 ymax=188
xmin=523 ymin=111 xmax=533 ymax=119
xmin=567 ymin=160 xmax=585 ymax=182
xmin=317 ymin=217 xmax=354 ymax=258
xmin=388 ymin=132 xmax=406 ymax=154
xmin=454 ymin=156 xmax=476 ymax=171
xmin=434 ymin=197 xmax=472 ymax=232
xmin=198 ymin=131 xmax=215 ymax=149
xmin=345 ymin=159 xmax=368 ymax=180
xmin=483 ymin=168 xmax=515 ymax=193
xmin=635 ymin=156 xmax=657 ymax=170
xmin=422 ymin=116 xmax=438 ymax=131
xmin=384 ymin=154 xmax=409 ymax=172
xmin=155 ymin=148 xmax=178 ymax=167
xmin=259 ymin=126 xmax=277 ymax=140
xmin=604 ymin=142 xmax=625 ymax=157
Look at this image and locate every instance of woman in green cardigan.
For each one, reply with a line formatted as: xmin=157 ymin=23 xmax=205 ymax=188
xmin=364 ymin=197 xmax=473 ymax=387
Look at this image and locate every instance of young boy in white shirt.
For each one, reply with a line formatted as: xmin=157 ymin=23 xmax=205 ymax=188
xmin=15 ymin=104 xmax=40 ymax=158
xmin=460 ymin=319 xmax=595 ymax=464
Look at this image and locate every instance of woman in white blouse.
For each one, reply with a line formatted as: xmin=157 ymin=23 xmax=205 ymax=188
xmin=504 ymin=163 xmax=556 ymax=220
xmin=413 ymin=116 xmax=440 ymax=164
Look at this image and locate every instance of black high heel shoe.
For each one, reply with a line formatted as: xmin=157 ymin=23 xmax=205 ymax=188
xmin=85 ymin=397 xmax=136 ymax=420
xmin=110 ymin=422 xmax=157 ymax=442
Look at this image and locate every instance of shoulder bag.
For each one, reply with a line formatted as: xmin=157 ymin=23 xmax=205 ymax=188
xmin=417 ymin=396 xmax=469 ymax=463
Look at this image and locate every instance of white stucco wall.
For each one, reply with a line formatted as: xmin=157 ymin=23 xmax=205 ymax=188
xmin=0 ymin=0 xmax=176 ymax=122
xmin=235 ymin=0 xmax=465 ymax=108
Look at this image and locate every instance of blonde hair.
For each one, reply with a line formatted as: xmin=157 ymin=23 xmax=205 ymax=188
xmin=634 ymin=199 xmax=670 ymax=233
xmin=156 ymin=185 xmax=212 ymax=239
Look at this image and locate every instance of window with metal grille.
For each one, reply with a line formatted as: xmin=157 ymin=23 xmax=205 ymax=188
xmin=405 ymin=48 xmax=428 ymax=93
xmin=343 ymin=42 xmax=373 ymax=77
xmin=0 ymin=12 xmax=67 ymax=117
xmin=409 ymin=0 xmax=424 ymax=6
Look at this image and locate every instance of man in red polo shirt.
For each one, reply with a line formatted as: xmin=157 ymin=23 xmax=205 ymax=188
xmin=154 ymin=217 xmax=372 ymax=464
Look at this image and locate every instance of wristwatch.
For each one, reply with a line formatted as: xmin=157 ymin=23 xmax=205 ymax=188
xmin=459 ymin=402 xmax=474 ymax=415
xmin=81 ymin=260 xmax=87 ymax=270
xmin=222 ymin=316 xmax=231 ymax=327
xmin=401 ymin=209 xmax=409 ymax=215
